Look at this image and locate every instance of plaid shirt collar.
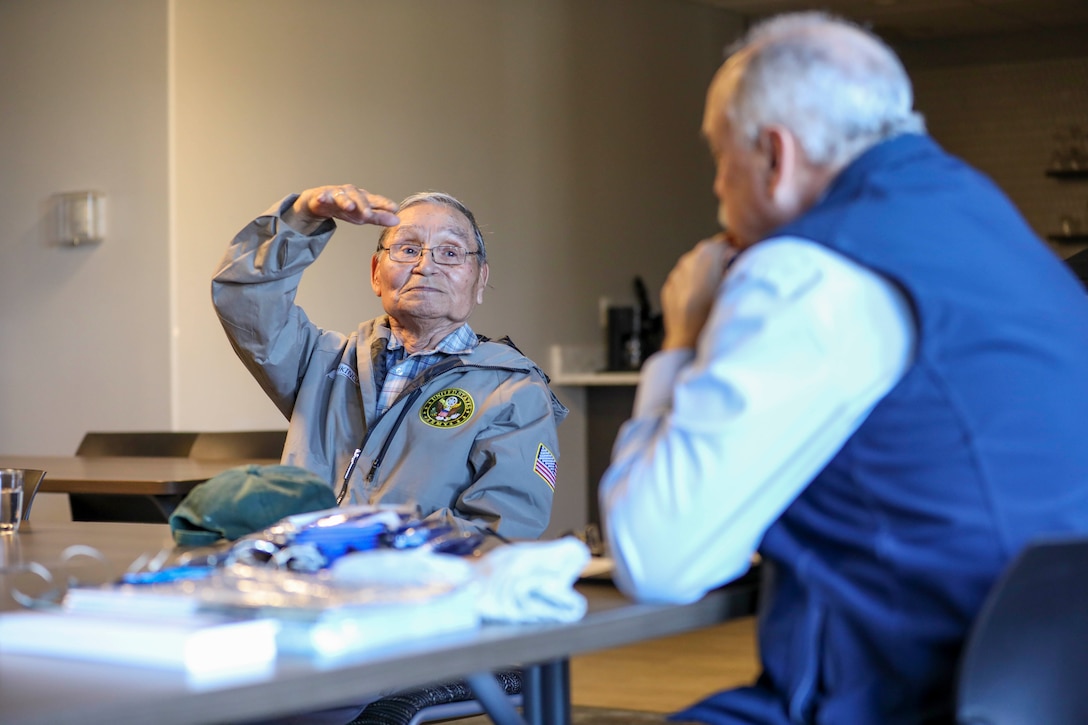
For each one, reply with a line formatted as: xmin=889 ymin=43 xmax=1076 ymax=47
xmin=375 ymin=321 xmax=478 ymax=417
xmin=383 ymin=321 xmax=478 ymax=357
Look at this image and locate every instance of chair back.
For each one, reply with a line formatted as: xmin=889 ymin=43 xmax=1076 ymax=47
xmin=956 ymin=535 xmax=1088 ymax=724
xmin=72 ymin=431 xmax=198 ymax=523
xmin=76 ymin=431 xmax=199 ymax=458
xmin=69 ymin=430 xmax=286 ymax=523
xmin=189 ymin=430 xmax=286 ymax=461
xmin=352 ymin=669 xmax=523 ymax=725
xmin=17 ymin=469 xmax=46 ymax=521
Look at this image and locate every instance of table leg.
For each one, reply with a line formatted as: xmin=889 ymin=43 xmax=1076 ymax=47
xmin=522 ymin=659 xmax=571 ymax=725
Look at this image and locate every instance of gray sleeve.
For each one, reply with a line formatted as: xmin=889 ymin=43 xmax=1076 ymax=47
xmin=210 ymin=195 xmax=339 ymax=419
xmin=449 ymin=373 xmax=564 ymax=539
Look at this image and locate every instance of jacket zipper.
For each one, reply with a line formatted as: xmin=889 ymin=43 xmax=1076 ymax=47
xmin=365 ymin=386 xmax=423 ymax=482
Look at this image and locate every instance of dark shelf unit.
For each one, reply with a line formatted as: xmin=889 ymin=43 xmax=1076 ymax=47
xmin=1046 ymin=169 xmax=1088 ymax=180
xmin=1045 ymin=168 xmax=1088 ymax=244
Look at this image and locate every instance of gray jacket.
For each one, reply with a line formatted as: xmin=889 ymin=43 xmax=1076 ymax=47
xmin=212 ymin=200 xmax=568 ymax=538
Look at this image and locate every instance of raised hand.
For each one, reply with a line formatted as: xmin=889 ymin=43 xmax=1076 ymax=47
xmin=284 ymin=184 xmax=400 ymax=234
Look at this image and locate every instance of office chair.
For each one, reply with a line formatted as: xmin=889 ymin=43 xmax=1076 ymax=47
xmin=18 ymin=469 xmax=46 ymax=521
xmin=74 ymin=431 xmax=201 ymax=458
xmin=71 ymin=431 xmax=200 ymax=522
xmin=189 ymin=430 xmax=286 ymax=460
xmin=956 ymin=535 xmax=1088 ymax=725
xmin=69 ymin=430 xmax=286 ymax=522
xmin=351 ymin=669 xmax=524 ymax=725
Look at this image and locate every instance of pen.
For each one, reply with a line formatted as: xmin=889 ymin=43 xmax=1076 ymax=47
xmin=337 ymin=447 xmax=362 ymax=504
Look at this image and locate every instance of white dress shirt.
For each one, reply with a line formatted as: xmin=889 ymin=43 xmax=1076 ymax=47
xmin=598 ymin=236 xmax=916 ymax=604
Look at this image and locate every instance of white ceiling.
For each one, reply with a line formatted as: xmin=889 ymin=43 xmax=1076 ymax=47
xmin=687 ymin=0 xmax=1088 ymax=40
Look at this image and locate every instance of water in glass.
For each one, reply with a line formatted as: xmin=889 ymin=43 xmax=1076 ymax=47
xmin=0 ymin=469 xmax=24 ymax=532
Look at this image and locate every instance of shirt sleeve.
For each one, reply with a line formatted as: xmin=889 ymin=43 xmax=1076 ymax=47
xmin=598 ymin=237 xmax=916 ymax=604
xmin=210 ymin=195 xmax=341 ymax=418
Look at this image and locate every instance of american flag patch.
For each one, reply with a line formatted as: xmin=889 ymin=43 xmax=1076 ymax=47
xmin=534 ymin=443 xmax=557 ymax=490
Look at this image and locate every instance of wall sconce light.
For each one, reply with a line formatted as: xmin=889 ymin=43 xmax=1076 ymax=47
xmin=51 ymin=190 xmax=106 ymax=246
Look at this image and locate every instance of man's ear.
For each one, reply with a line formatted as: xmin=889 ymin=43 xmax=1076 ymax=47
xmin=761 ymin=126 xmax=790 ymax=192
xmin=762 ymin=125 xmax=807 ymax=213
xmin=370 ymin=254 xmax=382 ymax=297
xmin=476 ymin=263 xmax=490 ymax=304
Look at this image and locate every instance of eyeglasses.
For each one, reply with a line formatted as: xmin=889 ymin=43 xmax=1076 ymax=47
xmin=380 ymin=243 xmax=481 ymax=266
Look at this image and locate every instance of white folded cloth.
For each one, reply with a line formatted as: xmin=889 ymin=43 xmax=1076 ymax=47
xmin=473 ymin=537 xmax=591 ymax=624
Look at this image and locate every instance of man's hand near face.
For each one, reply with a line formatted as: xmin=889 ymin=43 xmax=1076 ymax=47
xmin=660 ymin=234 xmax=737 ymax=351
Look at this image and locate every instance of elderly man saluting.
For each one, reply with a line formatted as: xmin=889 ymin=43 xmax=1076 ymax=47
xmin=213 ymin=184 xmax=567 ymax=539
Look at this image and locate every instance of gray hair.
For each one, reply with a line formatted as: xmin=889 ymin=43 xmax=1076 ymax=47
xmin=377 ymin=191 xmax=487 ymax=264
xmin=723 ymin=12 xmax=926 ymax=169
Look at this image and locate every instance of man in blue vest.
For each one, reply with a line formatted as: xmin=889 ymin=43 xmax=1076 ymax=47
xmin=599 ymin=11 xmax=1088 ymax=725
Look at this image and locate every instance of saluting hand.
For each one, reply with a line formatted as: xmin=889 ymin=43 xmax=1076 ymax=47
xmin=284 ymin=184 xmax=401 ymax=234
xmin=660 ymin=234 xmax=737 ymax=351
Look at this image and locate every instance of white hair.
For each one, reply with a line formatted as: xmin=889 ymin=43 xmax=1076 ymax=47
xmin=377 ymin=191 xmax=487 ymax=263
xmin=724 ymin=12 xmax=926 ymax=168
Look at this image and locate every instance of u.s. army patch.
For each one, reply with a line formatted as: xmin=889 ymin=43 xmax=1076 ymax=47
xmin=420 ymin=388 xmax=475 ymax=428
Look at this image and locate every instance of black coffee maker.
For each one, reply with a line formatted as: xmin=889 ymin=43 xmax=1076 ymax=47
xmin=606 ymin=277 xmax=663 ymax=371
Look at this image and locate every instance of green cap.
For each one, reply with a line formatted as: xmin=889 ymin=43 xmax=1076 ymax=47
xmin=169 ymin=464 xmax=337 ymax=547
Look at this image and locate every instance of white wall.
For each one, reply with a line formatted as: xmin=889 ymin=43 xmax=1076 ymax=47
xmin=0 ymin=0 xmax=171 ymax=453
xmin=1 ymin=0 xmax=742 ymax=533
xmin=0 ymin=0 xmax=172 ymax=520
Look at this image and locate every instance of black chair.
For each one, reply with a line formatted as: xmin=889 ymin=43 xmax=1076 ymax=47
xmin=189 ymin=430 xmax=286 ymax=460
xmin=70 ymin=430 xmax=287 ymax=523
xmin=75 ymin=431 xmax=200 ymax=458
xmin=351 ymin=669 xmax=524 ymax=725
xmin=70 ymin=431 xmax=199 ymax=523
xmin=956 ymin=535 xmax=1088 ymax=724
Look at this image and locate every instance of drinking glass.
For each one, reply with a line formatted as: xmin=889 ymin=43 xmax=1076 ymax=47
xmin=0 ymin=469 xmax=24 ymax=533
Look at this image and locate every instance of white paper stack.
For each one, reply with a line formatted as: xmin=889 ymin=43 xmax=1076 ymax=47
xmin=0 ymin=610 xmax=279 ymax=680
xmin=62 ymin=585 xmax=201 ymax=618
xmin=47 ymin=550 xmax=484 ymax=662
